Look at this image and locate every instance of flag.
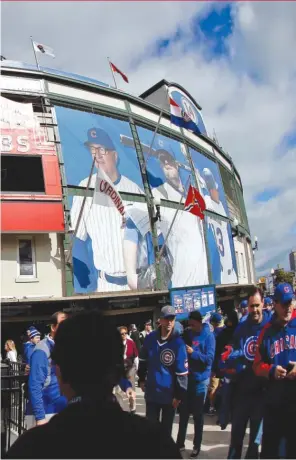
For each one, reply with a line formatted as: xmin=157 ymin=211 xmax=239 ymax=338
xmin=169 ymin=97 xmax=201 ymax=135
xmin=92 ymin=169 xmax=125 ymax=225
xmin=110 ymin=62 xmax=129 ymax=83
xmin=1 ymin=55 xmax=6 ymax=61
xmin=184 ymin=185 xmax=206 ymax=220
xmin=33 ymin=41 xmax=55 ymax=58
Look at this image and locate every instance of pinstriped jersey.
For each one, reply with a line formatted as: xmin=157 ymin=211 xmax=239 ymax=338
xmin=71 ymin=173 xmax=143 ymax=275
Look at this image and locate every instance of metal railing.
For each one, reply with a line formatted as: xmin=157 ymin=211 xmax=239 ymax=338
xmin=1 ymin=362 xmax=28 ymax=454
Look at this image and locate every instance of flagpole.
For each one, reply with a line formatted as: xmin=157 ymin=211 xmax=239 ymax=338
xmin=30 ymin=36 xmax=40 ymax=71
xmin=65 ymin=156 xmax=96 ymax=264
xmin=145 ymin=88 xmax=170 ymax=165
xmin=157 ymin=175 xmax=191 ymax=261
xmin=107 ymin=57 xmax=117 ymax=89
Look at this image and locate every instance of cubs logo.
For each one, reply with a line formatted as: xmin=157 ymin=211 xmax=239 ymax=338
xmin=284 ymin=286 xmax=291 ymax=293
xmin=244 ymin=336 xmax=258 ymax=361
xmin=90 ymin=130 xmax=97 ymax=138
xmin=181 ymin=97 xmax=197 ymax=124
xmin=158 ymin=139 xmax=164 ymax=147
xmin=160 ymin=349 xmax=175 ymax=366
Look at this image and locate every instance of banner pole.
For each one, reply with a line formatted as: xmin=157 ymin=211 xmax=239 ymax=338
xmin=157 ymin=175 xmax=191 ymax=261
xmin=65 ymin=156 xmax=96 ymax=264
xmin=30 ymin=36 xmax=40 ymax=71
xmin=107 ymin=57 xmax=117 ymax=89
xmin=145 ymin=88 xmax=169 ymax=165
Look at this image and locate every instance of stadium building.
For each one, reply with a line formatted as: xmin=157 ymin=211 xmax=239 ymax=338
xmin=1 ymin=61 xmax=256 ymax=345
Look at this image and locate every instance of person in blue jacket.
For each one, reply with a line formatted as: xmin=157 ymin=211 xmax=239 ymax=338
xmin=224 ymin=287 xmax=269 ymax=459
xmin=138 ymin=305 xmax=188 ymax=437
xmin=263 ymin=297 xmax=273 ymax=320
xmin=176 ymin=310 xmax=215 ymax=459
xmin=23 ymin=326 xmax=41 ymax=366
xmin=253 ymin=283 xmax=296 ymax=459
xmin=239 ymin=300 xmax=248 ymax=323
xmin=25 ymin=311 xmax=68 ymax=429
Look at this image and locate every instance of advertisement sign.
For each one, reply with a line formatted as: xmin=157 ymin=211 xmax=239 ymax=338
xmin=189 ymin=147 xmax=238 ymax=285
xmin=55 ymin=106 xmax=159 ymax=294
xmin=170 ymin=284 xmax=216 ymax=321
xmin=0 ymin=96 xmax=55 ymax=155
xmin=122 ymin=125 xmax=209 ymax=289
xmin=168 ymin=86 xmax=207 ymax=136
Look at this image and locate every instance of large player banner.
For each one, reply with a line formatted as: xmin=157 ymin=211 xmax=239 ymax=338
xmin=189 ymin=147 xmax=238 ymax=285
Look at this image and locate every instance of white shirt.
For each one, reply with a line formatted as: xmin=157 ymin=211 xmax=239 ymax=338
xmin=153 ymin=182 xmax=208 ymax=287
xmin=6 ymin=350 xmax=17 ymax=362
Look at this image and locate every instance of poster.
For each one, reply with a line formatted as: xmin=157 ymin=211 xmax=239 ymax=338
xmin=189 ymin=147 xmax=238 ymax=285
xmin=168 ymin=86 xmax=207 ymax=136
xmin=170 ymin=284 xmax=216 ymax=321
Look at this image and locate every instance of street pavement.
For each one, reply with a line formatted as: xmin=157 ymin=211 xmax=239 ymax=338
xmin=121 ymin=387 xmax=249 ymax=459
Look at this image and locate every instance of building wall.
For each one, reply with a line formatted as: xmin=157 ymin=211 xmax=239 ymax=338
xmin=1 ymin=233 xmax=64 ymax=299
xmin=233 ymin=237 xmax=249 ymax=285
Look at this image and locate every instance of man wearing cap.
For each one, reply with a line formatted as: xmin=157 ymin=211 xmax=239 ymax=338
xmin=263 ymin=297 xmax=273 ymax=320
xmin=177 ymin=310 xmax=215 ymax=458
xmin=26 ymin=311 xmax=68 ymax=429
xmin=138 ymin=305 xmax=188 ymax=437
xmin=202 ymin=167 xmax=237 ymax=285
xmin=71 ymin=127 xmax=143 ymax=293
xmin=239 ymin=300 xmax=248 ymax=323
xmin=151 ymin=147 xmax=208 ymax=287
xmin=23 ymin=326 xmax=41 ymax=370
xmin=253 ymin=283 xmax=296 ymax=458
xmin=223 ymin=287 xmax=269 ymax=459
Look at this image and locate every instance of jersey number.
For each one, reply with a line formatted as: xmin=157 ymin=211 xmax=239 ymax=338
xmin=210 ymin=224 xmax=225 ymax=257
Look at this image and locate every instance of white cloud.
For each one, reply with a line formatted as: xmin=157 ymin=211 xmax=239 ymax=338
xmin=2 ymin=1 xmax=296 ymax=276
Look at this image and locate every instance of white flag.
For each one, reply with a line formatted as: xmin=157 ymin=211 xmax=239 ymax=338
xmin=92 ymin=169 xmax=125 ymax=219
xmin=33 ymin=41 xmax=55 ymax=58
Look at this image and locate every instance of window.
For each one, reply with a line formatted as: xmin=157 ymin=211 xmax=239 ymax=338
xmin=1 ymin=155 xmax=45 ymax=193
xmin=17 ymin=238 xmax=37 ymax=279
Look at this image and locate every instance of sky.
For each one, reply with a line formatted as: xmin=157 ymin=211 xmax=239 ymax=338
xmin=1 ymin=1 xmax=296 ymax=278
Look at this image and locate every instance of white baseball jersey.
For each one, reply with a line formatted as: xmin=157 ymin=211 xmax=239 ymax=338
xmin=207 ymin=199 xmax=237 ymax=284
xmin=71 ymin=173 xmax=143 ymax=292
xmin=153 ymin=182 xmax=208 ymax=287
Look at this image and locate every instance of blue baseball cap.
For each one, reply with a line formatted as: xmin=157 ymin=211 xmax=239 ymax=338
xmin=274 ymin=283 xmax=295 ymax=304
xmin=264 ymin=297 xmax=272 ymax=306
xmin=84 ymin=127 xmax=115 ymax=150
xmin=203 ymin=168 xmax=218 ymax=190
xmin=210 ymin=312 xmax=222 ymax=324
xmin=240 ymin=300 xmax=248 ymax=309
xmin=160 ymin=305 xmax=176 ymax=318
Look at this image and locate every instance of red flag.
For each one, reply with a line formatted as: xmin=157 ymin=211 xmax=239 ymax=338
xmin=184 ymin=185 xmax=206 ymax=220
xmin=110 ymin=62 xmax=129 ymax=83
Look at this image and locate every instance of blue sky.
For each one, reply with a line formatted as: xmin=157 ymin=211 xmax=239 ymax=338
xmin=2 ymin=1 xmax=296 ymax=277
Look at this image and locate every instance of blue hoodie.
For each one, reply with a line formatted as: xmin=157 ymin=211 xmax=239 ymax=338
xmin=186 ymin=325 xmax=215 ymax=382
xmin=27 ymin=336 xmax=67 ymax=421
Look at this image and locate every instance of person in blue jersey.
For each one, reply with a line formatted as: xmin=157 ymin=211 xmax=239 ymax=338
xmin=176 ymin=311 xmax=215 ymax=459
xmin=23 ymin=326 xmax=41 ymax=367
xmin=263 ymin=296 xmax=273 ymax=320
xmin=207 ymin=312 xmax=225 ymax=416
xmin=223 ymin=287 xmax=269 ymax=459
xmin=25 ymin=311 xmax=68 ymax=429
xmin=253 ymin=283 xmax=296 ymax=459
xmin=6 ymin=311 xmax=182 ymax=459
xmin=138 ymin=305 xmax=188 ymax=437
xmin=239 ymin=299 xmax=248 ymax=323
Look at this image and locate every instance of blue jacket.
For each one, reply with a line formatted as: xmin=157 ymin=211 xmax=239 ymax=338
xmin=185 ymin=326 xmax=215 ymax=382
xmin=138 ymin=329 xmax=188 ymax=404
xmin=221 ymin=311 xmax=269 ymax=393
xmin=23 ymin=342 xmax=36 ymax=365
xmin=27 ymin=337 xmax=67 ymax=421
xmin=253 ymin=315 xmax=296 ymax=408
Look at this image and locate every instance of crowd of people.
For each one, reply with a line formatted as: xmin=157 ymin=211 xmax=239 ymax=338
xmin=3 ymin=282 xmax=296 ymax=459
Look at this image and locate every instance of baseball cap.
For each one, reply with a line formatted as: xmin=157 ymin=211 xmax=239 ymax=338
xmin=84 ymin=127 xmax=115 ymax=150
xmin=160 ymin=305 xmax=176 ymax=319
xmin=189 ymin=310 xmax=203 ymax=322
xmin=210 ymin=312 xmax=222 ymax=324
xmin=203 ymin=168 xmax=218 ymax=190
xmin=264 ymin=297 xmax=272 ymax=306
xmin=274 ymin=283 xmax=295 ymax=304
xmin=240 ymin=300 xmax=248 ymax=309
xmin=156 ymin=149 xmax=176 ymax=165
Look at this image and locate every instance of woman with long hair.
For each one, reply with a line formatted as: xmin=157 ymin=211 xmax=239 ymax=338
xmin=5 ymin=340 xmax=17 ymax=363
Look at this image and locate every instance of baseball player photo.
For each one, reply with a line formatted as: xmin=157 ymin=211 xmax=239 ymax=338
xmin=189 ymin=148 xmax=237 ymax=285
xmin=146 ymin=135 xmax=208 ymax=288
xmin=54 ymin=105 xmax=148 ymax=294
